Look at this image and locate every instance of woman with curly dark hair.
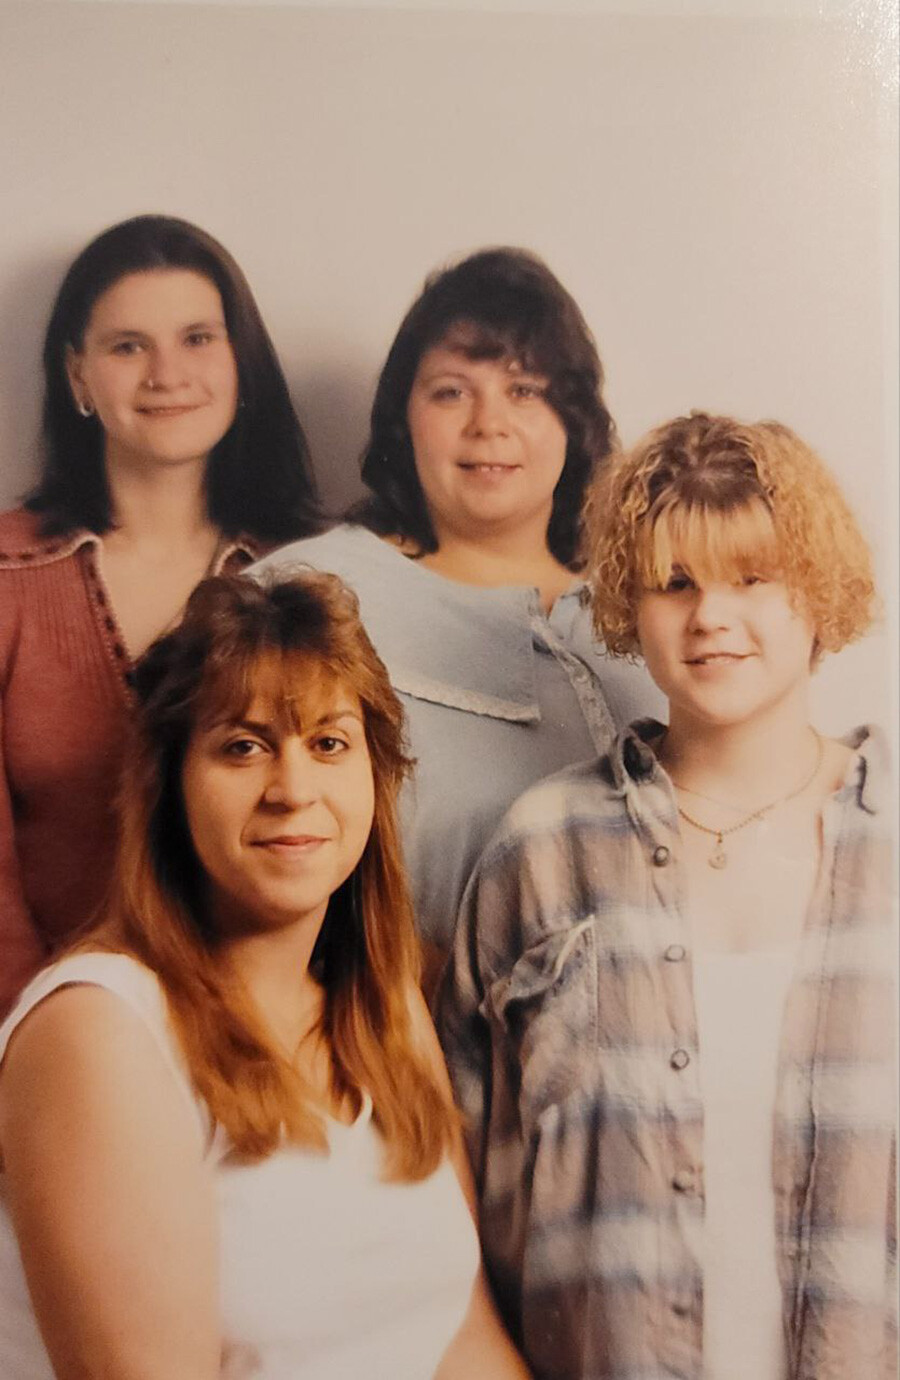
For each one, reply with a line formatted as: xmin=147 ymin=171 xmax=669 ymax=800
xmin=255 ymin=248 xmax=659 ymax=959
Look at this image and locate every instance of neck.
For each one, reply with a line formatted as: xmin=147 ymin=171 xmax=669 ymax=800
xmin=105 ymin=448 xmax=215 ymax=550
xmin=422 ymin=519 xmax=572 ymax=605
xmin=223 ymin=920 xmax=324 ymax=1054
xmin=659 ymin=693 xmax=817 ymax=807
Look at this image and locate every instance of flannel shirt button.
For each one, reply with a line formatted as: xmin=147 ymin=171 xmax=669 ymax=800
xmin=670 ymin=1048 xmax=690 ymax=1070
xmin=672 ymin=1168 xmax=695 ymax=1193
xmin=671 ymin=1298 xmax=691 ymax=1317
xmin=664 ymin=944 xmax=686 ymax=962
xmin=652 ymin=845 xmax=670 ymax=866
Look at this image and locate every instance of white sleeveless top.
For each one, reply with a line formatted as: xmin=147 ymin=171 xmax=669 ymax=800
xmin=693 ymin=946 xmax=796 ymax=1380
xmin=0 ymin=954 xmax=480 ymax=1380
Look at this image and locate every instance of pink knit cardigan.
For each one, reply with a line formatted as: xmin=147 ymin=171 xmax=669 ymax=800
xmin=0 ymin=507 xmax=260 ymax=1014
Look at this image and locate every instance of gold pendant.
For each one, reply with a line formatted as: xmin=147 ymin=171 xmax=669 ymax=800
xmin=709 ymin=837 xmax=727 ymax=869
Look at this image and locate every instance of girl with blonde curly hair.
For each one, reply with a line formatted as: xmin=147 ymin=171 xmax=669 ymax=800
xmin=440 ymin=410 xmax=895 ymax=1380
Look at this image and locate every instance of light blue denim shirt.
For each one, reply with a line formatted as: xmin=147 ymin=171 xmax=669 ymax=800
xmin=251 ymin=525 xmax=664 ymax=949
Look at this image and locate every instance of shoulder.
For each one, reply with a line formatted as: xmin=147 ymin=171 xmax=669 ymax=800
xmin=843 ymin=723 xmax=891 ymax=777
xmin=248 ymin=524 xmax=432 ymax=662
xmin=0 ymin=507 xmax=89 ymax=572
xmin=835 ymin=725 xmax=895 ymax=843
xmin=0 ymin=952 xmax=167 ymax=1064
xmin=463 ymin=721 xmax=662 ymax=922
xmin=0 ymin=973 xmax=210 ymax=1201
xmin=0 ymin=507 xmax=42 ymax=551
xmin=0 ymin=950 xmax=205 ymax=1128
xmin=249 ymin=523 xmax=390 ymax=584
xmin=483 ymin=733 xmax=643 ymax=862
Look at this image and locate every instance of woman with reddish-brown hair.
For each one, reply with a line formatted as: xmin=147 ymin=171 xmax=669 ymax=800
xmin=0 ymin=571 xmax=529 ymax=1380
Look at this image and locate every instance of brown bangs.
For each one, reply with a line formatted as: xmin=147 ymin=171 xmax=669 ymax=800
xmin=439 ymin=318 xmax=543 ymax=372
xmin=637 ymin=496 xmax=781 ymax=590
xmin=190 ymin=645 xmax=362 ymax=737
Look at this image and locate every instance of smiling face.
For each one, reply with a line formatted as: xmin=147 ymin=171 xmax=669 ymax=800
xmin=65 ymin=268 xmax=239 ymax=473
xmin=180 ymin=664 xmax=375 ymax=943
xmin=636 ymin=569 xmax=816 ymax=734
xmin=405 ymin=341 xmax=569 ymax=548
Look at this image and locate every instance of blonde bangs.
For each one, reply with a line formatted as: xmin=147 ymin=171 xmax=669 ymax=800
xmin=637 ymin=497 xmax=781 ymax=590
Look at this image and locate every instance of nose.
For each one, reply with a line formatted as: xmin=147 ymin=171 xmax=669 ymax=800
xmin=686 ymin=584 xmax=735 ymax=633
xmin=464 ymin=387 xmax=510 ymax=438
xmin=145 ymin=343 xmax=188 ymax=392
xmin=261 ymin=742 xmax=316 ymax=810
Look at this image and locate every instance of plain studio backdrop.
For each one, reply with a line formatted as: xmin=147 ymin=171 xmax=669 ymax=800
xmin=0 ymin=0 xmax=896 ymax=740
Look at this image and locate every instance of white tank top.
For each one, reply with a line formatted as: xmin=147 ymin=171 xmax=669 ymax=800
xmin=693 ymin=946 xmax=796 ymax=1380
xmin=0 ymin=953 xmax=480 ymax=1380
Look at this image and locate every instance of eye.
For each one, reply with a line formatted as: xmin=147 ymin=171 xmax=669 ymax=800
xmin=222 ymin=737 xmax=266 ymax=760
xmin=663 ymin=572 xmax=694 ymax=593
xmin=110 ymin=340 xmax=143 ymax=356
xmin=313 ymin=734 xmax=349 ymax=757
xmin=740 ymin=574 xmax=767 ymax=587
xmin=185 ymin=329 xmax=216 ymax=347
xmin=509 ymin=381 xmax=546 ymax=401
xmin=429 ymin=385 xmax=464 ymax=402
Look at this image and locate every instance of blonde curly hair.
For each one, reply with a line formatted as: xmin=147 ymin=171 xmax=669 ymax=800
xmin=583 ymin=411 xmax=876 ymax=659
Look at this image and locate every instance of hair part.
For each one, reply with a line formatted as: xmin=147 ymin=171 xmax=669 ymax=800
xmin=585 ymin=410 xmax=877 ymax=658
xmin=350 ymin=246 xmax=616 ymax=567
xmin=92 ymin=571 xmax=457 ymax=1177
xmin=26 ymin=214 xmax=322 ymax=543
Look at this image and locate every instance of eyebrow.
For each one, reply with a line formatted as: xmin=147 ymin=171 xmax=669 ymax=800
xmin=208 ymin=709 xmax=363 ymax=734
xmin=95 ymin=319 xmax=227 ymax=345
xmin=418 ymin=362 xmax=547 ymax=384
xmin=417 ymin=368 xmax=470 ymax=383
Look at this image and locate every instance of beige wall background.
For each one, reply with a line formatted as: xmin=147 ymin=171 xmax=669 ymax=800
xmin=1 ymin=0 xmax=896 ymax=736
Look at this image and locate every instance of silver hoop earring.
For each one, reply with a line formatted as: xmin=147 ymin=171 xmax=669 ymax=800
xmin=77 ymin=399 xmax=95 ymax=419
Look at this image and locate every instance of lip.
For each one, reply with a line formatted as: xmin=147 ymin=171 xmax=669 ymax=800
xmin=684 ymin=652 xmax=751 ymax=666
xmin=136 ymin=404 xmax=202 ymax=418
xmin=456 ymin=461 xmax=521 ymax=474
xmin=252 ymin=835 xmax=329 ymax=852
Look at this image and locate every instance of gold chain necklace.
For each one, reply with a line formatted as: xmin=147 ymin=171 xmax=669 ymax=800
xmin=672 ymin=730 xmax=824 ymax=869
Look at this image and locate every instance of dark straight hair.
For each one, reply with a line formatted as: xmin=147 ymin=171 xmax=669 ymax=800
xmin=26 ymin=214 xmax=322 ymax=542
xmin=350 ymin=246 xmax=617 ymax=568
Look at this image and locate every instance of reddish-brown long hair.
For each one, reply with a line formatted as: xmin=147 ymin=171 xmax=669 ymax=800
xmin=99 ymin=571 xmax=457 ymax=1177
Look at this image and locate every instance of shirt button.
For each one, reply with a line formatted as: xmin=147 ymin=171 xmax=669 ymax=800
xmin=652 ymin=845 xmax=671 ymax=867
xmin=671 ymin=1298 xmax=692 ymax=1317
xmin=672 ymin=1168 xmax=695 ymax=1193
xmin=670 ymin=1048 xmax=690 ymax=1070
xmin=664 ymin=944 xmax=686 ymax=962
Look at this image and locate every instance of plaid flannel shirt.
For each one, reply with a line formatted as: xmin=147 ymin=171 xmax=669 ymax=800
xmin=439 ymin=721 xmax=897 ymax=1380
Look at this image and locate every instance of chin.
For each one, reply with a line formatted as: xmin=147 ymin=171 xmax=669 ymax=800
xmin=673 ymin=694 xmax=761 ymax=729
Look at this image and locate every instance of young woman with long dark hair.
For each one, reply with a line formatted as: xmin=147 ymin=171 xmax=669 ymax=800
xmin=0 ymin=214 xmax=321 ymax=1010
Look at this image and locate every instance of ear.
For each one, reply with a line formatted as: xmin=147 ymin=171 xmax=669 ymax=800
xmin=809 ymin=633 xmax=823 ymax=669
xmin=64 ymin=344 xmax=90 ymax=412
